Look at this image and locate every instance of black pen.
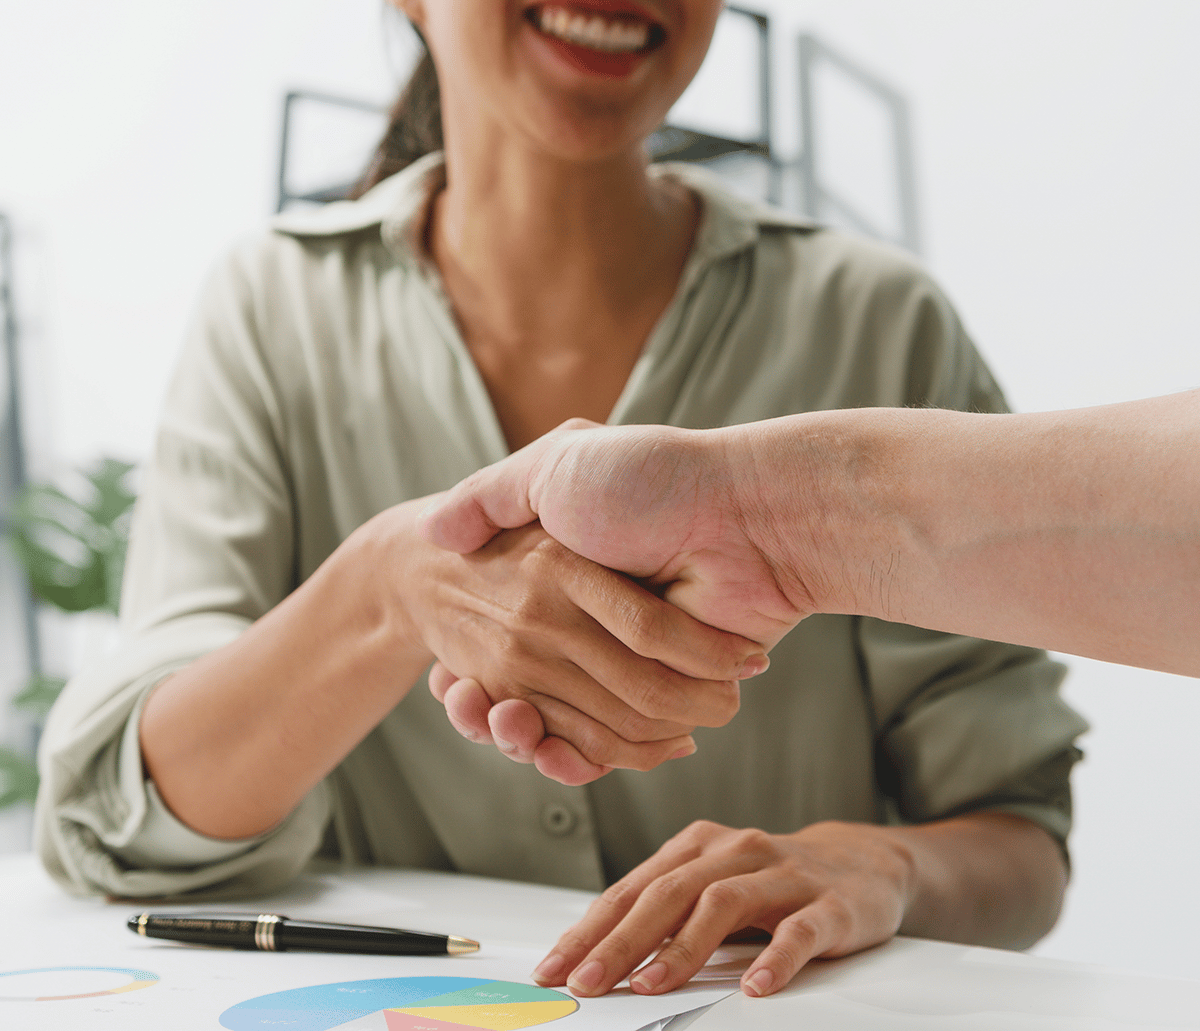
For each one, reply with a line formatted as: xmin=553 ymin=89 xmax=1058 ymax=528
xmin=128 ymin=912 xmax=480 ymax=955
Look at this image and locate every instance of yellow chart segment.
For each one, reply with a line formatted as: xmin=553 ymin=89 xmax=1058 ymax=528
xmin=392 ymin=1000 xmax=578 ymax=1030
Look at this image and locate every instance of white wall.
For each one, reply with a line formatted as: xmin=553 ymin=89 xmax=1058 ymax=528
xmin=1 ymin=0 xmax=1197 ymax=981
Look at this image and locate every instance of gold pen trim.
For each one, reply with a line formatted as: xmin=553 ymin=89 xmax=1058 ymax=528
xmin=255 ymin=914 xmax=281 ymax=951
xmin=136 ymin=913 xmax=149 ymax=937
xmin=446 ymin=935 xmax=480 ymax=955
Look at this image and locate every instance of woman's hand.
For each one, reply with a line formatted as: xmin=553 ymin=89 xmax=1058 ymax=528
xmin=529 ymin=813 xmax=1066 ymax=999
xmin=383 ymin=507 xmax=766 ymax=782
xmin=531 ymin=820 xmax=915 ymax=999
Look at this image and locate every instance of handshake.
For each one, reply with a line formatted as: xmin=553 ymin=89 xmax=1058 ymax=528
xmin=417 ymin=416 xmax=853 ymax=785
xmin=417 ymin=391 xmax=1200 ymax=782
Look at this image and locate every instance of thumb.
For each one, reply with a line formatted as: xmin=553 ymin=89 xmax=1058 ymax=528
xmin=417 ymin=458 xmax=541 ymax=553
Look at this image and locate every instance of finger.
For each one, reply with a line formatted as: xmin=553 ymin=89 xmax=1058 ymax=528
xmin=530 ymin=692 xmax=695 ymax=773
xmin=441 ymin=678 xmax=495 ymax=745
xmin=487 ymin=698 xmax=545 ymax=763
xmin=740 ymin=895 xmax=854 ymax=997
xmin=427 ymin=661 xmax=457 ymax=703
xmin=532 ymin=737 xmax=612 ymax=786
xmin=628 ymin=874 xmax=769 ymax=995
xmin=533 ymin=822 xmax=725 ymax=987
xmin=417 ymin=436 xmax=556 ymax=554
xmin=456 ymin=532 xmax=699 ymax=743
xmin=562 ymin=565 xmax=769 ymax=692
xmin=562 ymin=832 xmax=773 ymax=997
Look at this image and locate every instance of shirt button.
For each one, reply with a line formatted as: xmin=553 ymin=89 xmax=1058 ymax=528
xmin=540 ymin=803 xmax=577 ymax=837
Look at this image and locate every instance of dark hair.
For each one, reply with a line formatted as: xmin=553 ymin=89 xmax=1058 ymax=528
xmin=352 ymin=39 xmax=443 ymax=199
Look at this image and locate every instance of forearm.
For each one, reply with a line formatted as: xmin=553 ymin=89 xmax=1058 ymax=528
xmin=140 ymin=515 xmax=432 ymax=841
xmin=730 ymin=391 xmax=1200 ymax=675
xmin=887 ymin=812 xmax=1067 ymax=950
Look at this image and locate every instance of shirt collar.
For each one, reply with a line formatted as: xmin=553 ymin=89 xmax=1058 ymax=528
xmin=271 ymin=151 xmax=817 ymax=271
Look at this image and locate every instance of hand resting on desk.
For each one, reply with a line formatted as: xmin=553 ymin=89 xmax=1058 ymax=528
xmin=530 ymin=813 xmax=1065 ymax=999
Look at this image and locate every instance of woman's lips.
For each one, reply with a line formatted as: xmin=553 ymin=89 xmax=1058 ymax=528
xmin=524 ymin=3 xmax=665 ymax=78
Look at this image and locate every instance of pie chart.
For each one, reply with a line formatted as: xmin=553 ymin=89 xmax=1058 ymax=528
xmin=220 ymin=976 xmax=578 ymax=1031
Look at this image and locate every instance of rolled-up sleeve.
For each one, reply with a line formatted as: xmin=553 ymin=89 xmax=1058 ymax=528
xmin=860 ymin=618 xmax=1086 ymax=850
xmin=34 ymin=240 xmax=330 ymax=898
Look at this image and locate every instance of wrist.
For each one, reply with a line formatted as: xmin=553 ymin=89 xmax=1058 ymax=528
xmin=340 ymin=503 xmax=436 ymax=673
xmin=715 ymin=414 xmax=869 ymax=617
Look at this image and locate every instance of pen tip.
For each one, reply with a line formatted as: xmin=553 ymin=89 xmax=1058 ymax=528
xmin=447 ymin=936 xmax=480 ymax=955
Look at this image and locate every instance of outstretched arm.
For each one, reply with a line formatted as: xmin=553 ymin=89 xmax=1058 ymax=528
xmin=422 ymin=390 xmax=1200 ymax=678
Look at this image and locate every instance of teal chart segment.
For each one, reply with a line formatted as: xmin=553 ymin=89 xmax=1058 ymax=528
xmin=220 ymin=976 xmax=579 ymax=1031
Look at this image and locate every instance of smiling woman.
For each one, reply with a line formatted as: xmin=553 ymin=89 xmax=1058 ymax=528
xmin=36 ymin=0 xmax=1084 ymax=1007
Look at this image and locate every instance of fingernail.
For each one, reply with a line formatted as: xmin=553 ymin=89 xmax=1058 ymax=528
xmin=567 ymin=959 xmax=605 ymax=994
xmin=744 ymin=968 xmax=774 ymax=996
xmin=670 ymin=741 xmax=696 ymax=761
xmin=630 ymin=961 xmax=668 ymax=993
xmin=532 ymin=954 xmax=567 ymax=984
xmin=493 ymin=735 xmax=518 ymax=755
xmin=739 ymin=654 xmax=770 ymax=679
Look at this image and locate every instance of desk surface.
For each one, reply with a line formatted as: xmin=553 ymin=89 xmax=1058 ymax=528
xmin=0 ymin=854 xmax=1196 ymax=1031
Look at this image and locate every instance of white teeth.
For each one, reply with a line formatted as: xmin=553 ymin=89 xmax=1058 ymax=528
xmin=536 ymin=6 xmax=651 ymax=53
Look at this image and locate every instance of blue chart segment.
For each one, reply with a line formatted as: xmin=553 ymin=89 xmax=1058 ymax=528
xmin=220 ymin=976 xmax=578 ymax=1031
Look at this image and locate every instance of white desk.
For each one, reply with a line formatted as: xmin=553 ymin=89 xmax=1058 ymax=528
xmin=0 ymin=854 xmax=1196 ymax=1030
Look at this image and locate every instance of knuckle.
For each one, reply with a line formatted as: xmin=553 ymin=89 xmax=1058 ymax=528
xmin=821 ymin=892 xmax=856 ymax=939
xmin=641 ymin=870 xmax=691 ymax=910
xmin=621 ymin=678 xmax=675 ymax=723
xmin=597 ymin=879 xmax=639 ymax=915
xmin=776 ymin=912 xmax=821 ymax=955
xmin=595 ymin=925 xmax=644 ymax=964
xmin=559 ymin=417 xmax=597 ymax=432
xmin=620 ymin=598 xmax=667 ymax=655
xmin=571 ymin=725 xmax=621 ymax=768
xmin=681 ymin=819 xmax=722 ymax=845
xmin=661 ymin=934 xmax=706 ymax=969
xmin=699 ymin=878 xmax=750 ymax=915
xmin=731 ymin=827 xmax=776 ymax=861
xmin=510 ymin=586 xmax=553 ymax=632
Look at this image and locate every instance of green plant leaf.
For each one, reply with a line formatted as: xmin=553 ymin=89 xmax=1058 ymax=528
xmin=4 ymin=458 xmax=136 ymax=613
xmin=12 ymin=674 xmax=67 ymax=720
xmin=0 ymin=747 xmax=39 ymax=809
xmin=84 ymin=459 xmax=137 ymax=529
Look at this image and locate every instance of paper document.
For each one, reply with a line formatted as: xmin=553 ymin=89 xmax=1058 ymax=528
xmin=0 ymin=859 xmax=747 ymax=1031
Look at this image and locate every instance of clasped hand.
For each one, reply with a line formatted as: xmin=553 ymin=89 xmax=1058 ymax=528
xmin=417 ymin=419 xmax=819 ymax=783
xmin=393 ymin=506 xmax=764 ymax=784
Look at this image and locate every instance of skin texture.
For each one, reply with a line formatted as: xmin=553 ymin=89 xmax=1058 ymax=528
xmin=142 ymin=0 xmax=1071 ymax=998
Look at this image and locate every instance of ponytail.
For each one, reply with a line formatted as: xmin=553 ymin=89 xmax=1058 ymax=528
xmin=352 ymin=37 xmax=443 ymax=199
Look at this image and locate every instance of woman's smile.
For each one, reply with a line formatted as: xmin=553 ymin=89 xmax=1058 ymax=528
xmin=523 ymin=1 xmax=666 ymax=78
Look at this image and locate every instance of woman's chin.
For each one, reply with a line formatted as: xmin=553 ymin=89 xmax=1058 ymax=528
xmin=511 ymin=21 xmax=671 ymax=163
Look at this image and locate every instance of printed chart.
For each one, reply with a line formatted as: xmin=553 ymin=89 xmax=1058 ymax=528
xmin=0 ymin=966 xmax=160 ymax=1001
xmin=221 ymin=976 xmax=578 ymax=1031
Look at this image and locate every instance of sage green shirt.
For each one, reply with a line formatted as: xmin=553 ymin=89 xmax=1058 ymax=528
xmin=35 ymin=154 xmax=1087 ymax=899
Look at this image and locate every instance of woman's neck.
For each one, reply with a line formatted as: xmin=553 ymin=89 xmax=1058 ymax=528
xmin=429 ymin=128 xmax=698 ymax=355
xmin=426 ymin=123 xmax=700 ymax=450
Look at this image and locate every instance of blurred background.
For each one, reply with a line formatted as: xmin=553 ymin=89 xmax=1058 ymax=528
xmin=2 ymin=0 xmax=1197 ymax=981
